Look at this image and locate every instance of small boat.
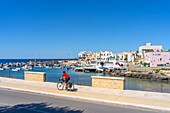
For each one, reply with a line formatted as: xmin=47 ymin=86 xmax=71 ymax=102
xmin=74 ymin=66 xmax=84 ymax=72
xmin=22 ymin=65 xmax=32 ymax=71
xmin=11 ymin=69 xmax=19 ymax=72
xmin=16 ymin=68 xmax=21 ymax=71
xmin=34 ymin=65 xmax=43 ymax=68
xmin=96 ymin=67 xmax=108 ymax=72
xmin=0 ymin=68 xmax=4 ymax=71
xmin=3 ymin=66 xmax=11 ymax=69
xmin=56 ymin=66 xmax=62 ymax=69
xmin=83 ymin=66 xmax=96 ymax=72
xmin=70 ymin=66 xmax=76 ymax=69
xmin=44 ymin=66 xmax=52 ymax=69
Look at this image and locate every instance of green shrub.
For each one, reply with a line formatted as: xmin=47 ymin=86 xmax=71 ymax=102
xmin=143 ymin=62 xmax=150 ymax=67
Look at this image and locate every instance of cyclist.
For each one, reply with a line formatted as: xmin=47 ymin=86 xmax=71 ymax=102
xmin=61 ymin=71 xmax=70 ymax=90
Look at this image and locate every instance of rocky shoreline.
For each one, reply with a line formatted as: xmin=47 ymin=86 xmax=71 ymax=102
xmin=112 ymin=71 xmax=170 ymax=82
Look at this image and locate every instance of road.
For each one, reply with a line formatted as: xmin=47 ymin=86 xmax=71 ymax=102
xmin=0 ymin=88 xmax=167 ymax=113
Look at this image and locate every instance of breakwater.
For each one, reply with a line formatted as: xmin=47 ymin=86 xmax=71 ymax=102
xmin=118 ymin=72 xmax=170 ymax=82
xmin=84 ymin=69 xmax=170 ymax=82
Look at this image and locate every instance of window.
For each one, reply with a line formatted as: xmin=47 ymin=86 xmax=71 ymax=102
xmin=155 ymin=54 xmax=160 ymax=56
xmin=160 ymin=58 xmax=162 ymax=61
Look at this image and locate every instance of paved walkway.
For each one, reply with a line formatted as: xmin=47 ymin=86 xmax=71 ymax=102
xmin=0 ymin=77 xmax=170 ymax=111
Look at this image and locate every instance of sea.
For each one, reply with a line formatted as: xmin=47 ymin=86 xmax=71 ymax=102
xmin=0 ymin=59 xmax=76 ymax=64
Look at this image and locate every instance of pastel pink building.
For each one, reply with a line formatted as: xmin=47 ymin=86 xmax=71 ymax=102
xmin=144 ymin=52 xmax=170 ymax=67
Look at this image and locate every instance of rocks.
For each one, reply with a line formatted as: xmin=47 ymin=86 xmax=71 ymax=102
xmin=118 ymin=72 xmax=170 ymax=82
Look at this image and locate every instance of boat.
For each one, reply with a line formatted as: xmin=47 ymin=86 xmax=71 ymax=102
xmin=44 ymin=66 xmax=52 ymax=69
xmin=83 ymin=61 xmax=104 ymax=72
xmin=96 ymin=67 xmax=108 ymax=73
xmin=74 ymin=66 xmax=84 ymax=72
xmin=0 ymin=68 xmax=4 ymax=71
xmin=56 ymin=66 xmax=62 ymax=69
xmin=103 ymin=61 xmax=126 ymax=70
xmin=15 ymin=68 xmax=21 ymax=71
xmin=83 ymin=66 xmax=97 ymax=72
xmin=3 ymin=66 xmax=11 ymax=69
xmin=11 ymin=69 xmax=19 ymax=72
xmin=34 ymin=65 xmax=43 ymax=68
xmin=22 ymin=65 xmax=32 ymax=71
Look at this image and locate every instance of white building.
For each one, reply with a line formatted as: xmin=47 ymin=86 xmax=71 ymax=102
xmin=99 ymin=51 xmax=115 ymax=62
xmin=127 ymin=52 xmax=135 ymax=62
xmin=115 ymin=51 xmax=135 ymax=62
xmin=78 ymin=51 xmax=115 ymax=63
xmin=138 ymin=43 xmax=162 ymax=58
xmin=78 ymin=51 xmax=87 ymax=60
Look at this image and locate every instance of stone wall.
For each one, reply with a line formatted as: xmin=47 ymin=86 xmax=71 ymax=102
xmin=91 ymin=76 xmax=125 ymax=90
xmin=24 ymin=71 xmax=46 ymax=82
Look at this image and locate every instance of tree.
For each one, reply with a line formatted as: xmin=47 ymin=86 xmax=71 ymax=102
xmin=144 ymin=62 xmax=150 ymax=67
xmin=124 ymin=58 xmax=127 ymax=61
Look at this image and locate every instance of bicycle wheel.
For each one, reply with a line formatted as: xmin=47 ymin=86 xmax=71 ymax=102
xmin=57 ymin=82 xmax=64 ymax=90
xmin=68 ymin=82 xmax=74 ymax=90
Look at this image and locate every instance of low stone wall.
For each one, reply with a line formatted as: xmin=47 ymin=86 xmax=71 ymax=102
xmin=24 ymin=71 xmax=46 ymax=82
xmin=91 ymin=76 xmax=125 ymax=90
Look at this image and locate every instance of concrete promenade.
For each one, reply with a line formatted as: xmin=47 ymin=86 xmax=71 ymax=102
xmin=0 ymin=77 xmax=170 ymax=112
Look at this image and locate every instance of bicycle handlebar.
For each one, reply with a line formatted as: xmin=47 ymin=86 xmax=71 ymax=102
xmin=59 ymin=77 xmax=65 ymax=82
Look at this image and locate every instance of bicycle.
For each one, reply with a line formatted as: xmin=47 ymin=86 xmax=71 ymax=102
xmin=57 ymin=78 xmax=74 ymax=91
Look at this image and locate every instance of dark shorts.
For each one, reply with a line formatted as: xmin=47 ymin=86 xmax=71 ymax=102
xmin=65 ymin=78 xmax=70 ymax=83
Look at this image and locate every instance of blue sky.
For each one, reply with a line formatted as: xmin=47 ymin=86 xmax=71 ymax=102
xmin=0 ymin=0 xmax=170 ymax=59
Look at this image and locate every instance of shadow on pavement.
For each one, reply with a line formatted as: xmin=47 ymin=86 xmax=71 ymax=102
xmin=0 ymin=102 xmax=84 ymax=113
xmin=69 ymin=88 xmax=78 ymax=92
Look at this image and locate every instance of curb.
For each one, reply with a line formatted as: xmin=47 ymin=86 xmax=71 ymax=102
xmin=0 ymin=86 xmax=169 ymax=112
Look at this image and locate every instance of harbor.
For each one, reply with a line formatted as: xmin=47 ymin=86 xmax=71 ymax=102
xmin=1 ymin=1 xmax=170 ymax=112
xmin=0 ymin=59 xmax=170 ymax=93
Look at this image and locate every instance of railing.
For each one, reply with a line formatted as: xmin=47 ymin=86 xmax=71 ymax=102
xmin=0 ymin=69 xmax=24 ymax=79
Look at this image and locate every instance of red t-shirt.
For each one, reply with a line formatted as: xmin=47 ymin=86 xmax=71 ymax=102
xmin=62 ymin=73 xmax=70 ymax=79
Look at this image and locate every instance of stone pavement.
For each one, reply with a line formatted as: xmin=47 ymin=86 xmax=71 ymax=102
xmin=0 ymin=77 xmax=170 ymax=112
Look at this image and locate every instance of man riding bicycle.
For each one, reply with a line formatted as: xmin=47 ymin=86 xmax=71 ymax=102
xmin=61 ymin=71 xmax=70 ymax=90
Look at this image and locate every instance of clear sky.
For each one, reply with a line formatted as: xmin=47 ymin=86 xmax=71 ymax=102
xmin=0 ymin=0 xmax=170 ymax=59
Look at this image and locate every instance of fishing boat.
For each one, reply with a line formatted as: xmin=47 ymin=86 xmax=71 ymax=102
xmin=74 ymin=66 xmax=84 ymax=72
xmin=11 ymin=69 xmax=19 ymax=72
xmin=22 ymin=65 xmax=32 ymax=71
